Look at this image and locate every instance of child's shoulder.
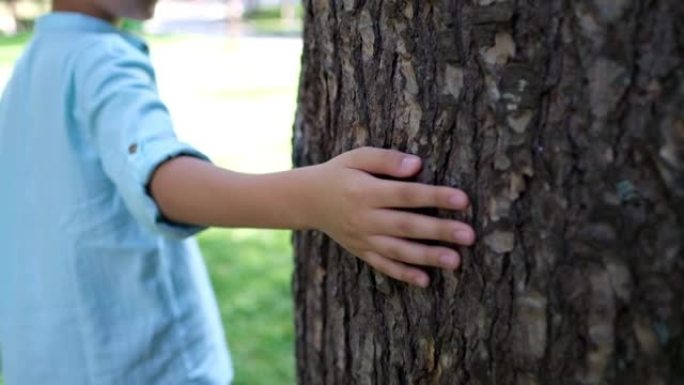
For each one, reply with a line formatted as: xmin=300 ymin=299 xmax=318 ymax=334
xmin=63 ymin=32 xmax=152 ymax=81
xmin=73 ymin=32 xmax=146 ymax=61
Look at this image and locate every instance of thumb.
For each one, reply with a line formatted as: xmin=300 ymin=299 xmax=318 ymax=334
xmin=340 ymin=147 xmax=422 ymax=177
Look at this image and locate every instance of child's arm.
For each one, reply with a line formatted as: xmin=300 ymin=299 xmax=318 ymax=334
xmin=150 ymin=147 xmax=475 ymax=288
xmin=73 ymin=39 xmax=474 ymax=287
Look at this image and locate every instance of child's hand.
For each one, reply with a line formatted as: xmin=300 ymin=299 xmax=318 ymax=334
xmin=306 ymin=147 xmax=476 ymax=288
xmin=150 ymin=146 xmax=474 ymax=288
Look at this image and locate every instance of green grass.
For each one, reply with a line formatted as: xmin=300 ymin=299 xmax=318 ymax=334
xmin=243 ymin=5 xmax=304 ymax=36
xmin=249 ymin=18 xmax=302 ymax=36
xmin=0 ymin=33 xmax=31 ymax=47
xmin=0 ymin=33 xmax=30 ymax=68
xmin=199 ymin=229 xmax=295 ymax=385
xmin=243 ymin=5 xmax=304 ymax=21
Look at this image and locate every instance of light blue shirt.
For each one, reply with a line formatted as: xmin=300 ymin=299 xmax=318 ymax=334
xmin=0 ymin=12 xmax=233 ymax=384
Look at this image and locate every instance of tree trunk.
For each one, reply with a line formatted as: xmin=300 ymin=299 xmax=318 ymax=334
xmin=292 ymin=1 xmax=684 ymax=384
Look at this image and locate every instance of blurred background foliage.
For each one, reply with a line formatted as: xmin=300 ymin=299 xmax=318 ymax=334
xmin=0 ymin=1 xmax=302 ymax=384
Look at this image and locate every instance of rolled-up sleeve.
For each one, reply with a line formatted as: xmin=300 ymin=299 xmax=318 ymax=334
xmin=74 ymin=37 xmax=209 ymax=239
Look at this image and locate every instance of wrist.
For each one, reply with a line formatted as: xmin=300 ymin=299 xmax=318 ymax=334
xmin=290 ymin=163 xmax=327 ymax=231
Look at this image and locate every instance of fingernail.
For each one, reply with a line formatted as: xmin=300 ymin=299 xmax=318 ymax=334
xmin=454 ymin=230 xmax=474 ymax=245
xmin=416 ymin=275 xmax=429 ymax=288
xmin=449 ymin=193 xmax=467 ymax=208
xmin=402 ymin=156 xmax=420 ymax=170
xmin=440 ymin=254 xmax=459 ymax=268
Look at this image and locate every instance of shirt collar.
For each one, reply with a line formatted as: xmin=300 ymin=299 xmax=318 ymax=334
xmin=35 ymin=12 xmax=149 ymax=53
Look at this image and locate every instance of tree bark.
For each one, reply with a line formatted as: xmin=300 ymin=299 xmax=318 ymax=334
xmin=292 ymin=1 xmax=684 ymax=384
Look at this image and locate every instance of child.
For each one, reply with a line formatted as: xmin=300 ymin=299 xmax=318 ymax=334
xmin=0 ymin=0 xmax=476 ymax=384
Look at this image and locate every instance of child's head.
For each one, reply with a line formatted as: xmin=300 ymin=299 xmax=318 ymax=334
xmin=52 ymin=0 xmax=158 ymax=22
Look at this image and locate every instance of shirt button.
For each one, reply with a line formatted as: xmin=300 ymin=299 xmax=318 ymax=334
xmin=128 ymin=143 xmax=138 ymax=154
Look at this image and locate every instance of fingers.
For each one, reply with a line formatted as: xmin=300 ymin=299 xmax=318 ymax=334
xmin=368 ymin=210 xmax=476 ymax=246
xmin=368 ymin=235 xmax=461 ymax=270
xmin=363 ymin=251 xmax=431 ymax=288
xmin=372 ymin=180 xmax=470 ymax=210
xmin=341 ymin=147 xmax=422 ymax=178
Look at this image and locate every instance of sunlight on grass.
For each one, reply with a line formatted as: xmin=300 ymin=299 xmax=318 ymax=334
xmin=150 ymin=36 xmax=300 ymax=173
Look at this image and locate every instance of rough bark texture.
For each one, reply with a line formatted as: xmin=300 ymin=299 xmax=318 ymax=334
xmin=292 ymin=0 xmax=684 ymax=384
